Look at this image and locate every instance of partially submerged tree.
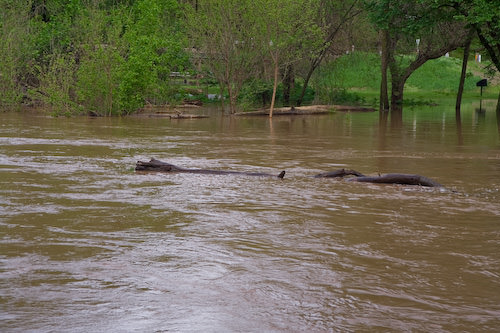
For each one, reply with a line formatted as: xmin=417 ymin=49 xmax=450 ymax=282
xmin=365 ymin=0 xmax=469 ymax=113
xmin=441 ymin=0 xmax=500 ymax=112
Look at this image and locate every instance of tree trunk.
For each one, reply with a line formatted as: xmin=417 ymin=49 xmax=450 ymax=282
xmin=497 ymin=90 xmax=500 ymax=114
xmin=283 ymin=64 xmax=294 ymax=106
xmin=269 ymin=57 xmax=279 ymax=118
xmin=227 ymin=84 xmax=236 ymax=114
xmin=456 ymin=32 xmax=473 ymax=113
xmin=390 ymin=75 xmax=405 ymax=113
xmin=379 ymin=30 xmax=390 ymax=111
xmin=297 ymin=65 xmax=315 ymax=107
xmin=354 ymin=174 xmax=442 ymax=187
xmin=387 ymin=34 xmax=404 ymax=113
xmin=456 ymin=109 xmax=463 ymax=145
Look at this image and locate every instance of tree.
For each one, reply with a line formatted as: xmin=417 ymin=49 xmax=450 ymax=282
xmin=119 ymin=0 xmax=187 ymax=113
xmin=0 ymin=1 xmax=33 ymax=107
xmin=455 ymin=30 xmax=474 ymax=113
xmin=186 ymin=0 xmax=259 ymax=114
xmin=72 ymin=4 xmax=126 ymax=116
xmin=365 ymin=0 xmax=469 ymax=113
xmin=296 ymin=0 xmax=363 ymax=106
xmin=25 ymin=0 xmax=187 ymax=115
xmin=251 ymin=0 xmax=323 ymax=117
xmin=440 ymin=0 xmax=500 ymax=112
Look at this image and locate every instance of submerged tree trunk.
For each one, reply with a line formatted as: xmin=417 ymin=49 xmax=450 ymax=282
xmin=136 ymin=158 xmax=286 ymax=178
xmin=282 ymin=64 xmax=294 ymax=106
xmin=379 ymin=29 xmax=390 ymax=111
xmin=497 ymin=91 xmax=500 ymax=114
xmin=227 ymin=84 xmax=237 ymax=114
xmin=390 ymin=74 xmax=405 ymax=113
xmin=456 ymin=32 xmax=473 ymax=113
xmin=218 ymin=82 xmax=226 ymax=113
xmin=269 ymin=57 xmax=279 ymax=118
xmin=387 ymin=35 xmax=405 ymax=113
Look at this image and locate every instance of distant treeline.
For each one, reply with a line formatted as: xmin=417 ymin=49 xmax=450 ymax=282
xmin=0 ymin=0 xmax=498 ymax=116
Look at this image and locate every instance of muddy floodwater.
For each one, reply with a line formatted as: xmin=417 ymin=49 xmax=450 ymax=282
xmin=1 ymin=102 xmax=500 ymax=332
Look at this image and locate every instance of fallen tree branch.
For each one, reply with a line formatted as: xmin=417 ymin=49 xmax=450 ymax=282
xmin=135 ymin=158 xmax=286 ymax=179
xmin=315 ymin=169 xmax=442 ymax=187
xmin=354 ymin=174 xmax=443 ymax=187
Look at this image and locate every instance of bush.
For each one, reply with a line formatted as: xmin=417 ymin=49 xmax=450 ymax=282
xmin=30 ymin=53 xmax=80 ymax=116
xmin=77 ymin=47 xmax=123 ymax=116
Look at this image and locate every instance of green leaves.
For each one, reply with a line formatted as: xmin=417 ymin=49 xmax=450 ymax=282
xmin=77 ymin=46 xmax=123 ymax=116
xmin=118 ymin=0 xmax=187 ymax=112
xmin=0 ymin=0 xmax=189 ymax=114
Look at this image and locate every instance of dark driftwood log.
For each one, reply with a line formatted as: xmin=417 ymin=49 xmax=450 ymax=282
xmin=314 ymin=168 xmax=366 ymax=178
xmin=354 ymin=174 xmax=443 ymax=187
xmin=315 ymin=169 xmax=442 ymax=187
xmin=136 ymin=158 xmax=286 ymax=179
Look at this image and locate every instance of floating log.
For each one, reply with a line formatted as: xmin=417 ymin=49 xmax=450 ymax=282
xmin=315 ymin=169 xmax=442 ymax=187
xmin=314 ymin=168 xmax=365 ymax=178
xmin=354 ymin=174 xmax=443 ymax=187
xmin=135 ymin=158 xmax=285 ymax=179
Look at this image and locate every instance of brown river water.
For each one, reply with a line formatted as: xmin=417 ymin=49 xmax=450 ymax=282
xmin=1 ymin=101 xmax=500 ymax=332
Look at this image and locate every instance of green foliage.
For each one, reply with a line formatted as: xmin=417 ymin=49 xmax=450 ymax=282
xmin=442 ymin=0 xmax=500 ymax=72
xmin=186 ymin=0 xmax=263 ymax=113
xmin=76 ymin=46 xmax=123 ymax=116
xmin=0 ymin=0 xmax=37 ymax=107
xmin=118 ymin=0 xmax=188 ymax=113
xmin=0 ymin=0 xmax=189 ymax=114
xmin=239 ymin=80 xmax=274 ymax=108
xmin=30 ymin=0 xmax=85 ymax=60
xmin=30 ymin=53 xmax=80 ymax=116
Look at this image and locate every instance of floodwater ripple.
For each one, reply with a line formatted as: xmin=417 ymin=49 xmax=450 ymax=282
xmin=1 ymin=110 xmax=500 ymax=332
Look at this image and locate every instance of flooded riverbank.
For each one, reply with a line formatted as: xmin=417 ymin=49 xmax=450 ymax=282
xmin=1 ymin=102 xmax=499 ymax=332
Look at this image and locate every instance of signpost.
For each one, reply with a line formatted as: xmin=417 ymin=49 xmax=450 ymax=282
xmin=476 ymin=79 xmax=487 ymax=96
xmin=476 ymin=79 xmax=487 ymax=113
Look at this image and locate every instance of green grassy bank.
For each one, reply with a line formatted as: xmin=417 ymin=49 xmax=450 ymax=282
xmin=312 ymin=52 xmax=500 ymax=107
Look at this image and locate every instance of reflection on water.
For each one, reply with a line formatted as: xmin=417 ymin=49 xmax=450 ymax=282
xmin=1 ymin=103 xmax=500 ymax=332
